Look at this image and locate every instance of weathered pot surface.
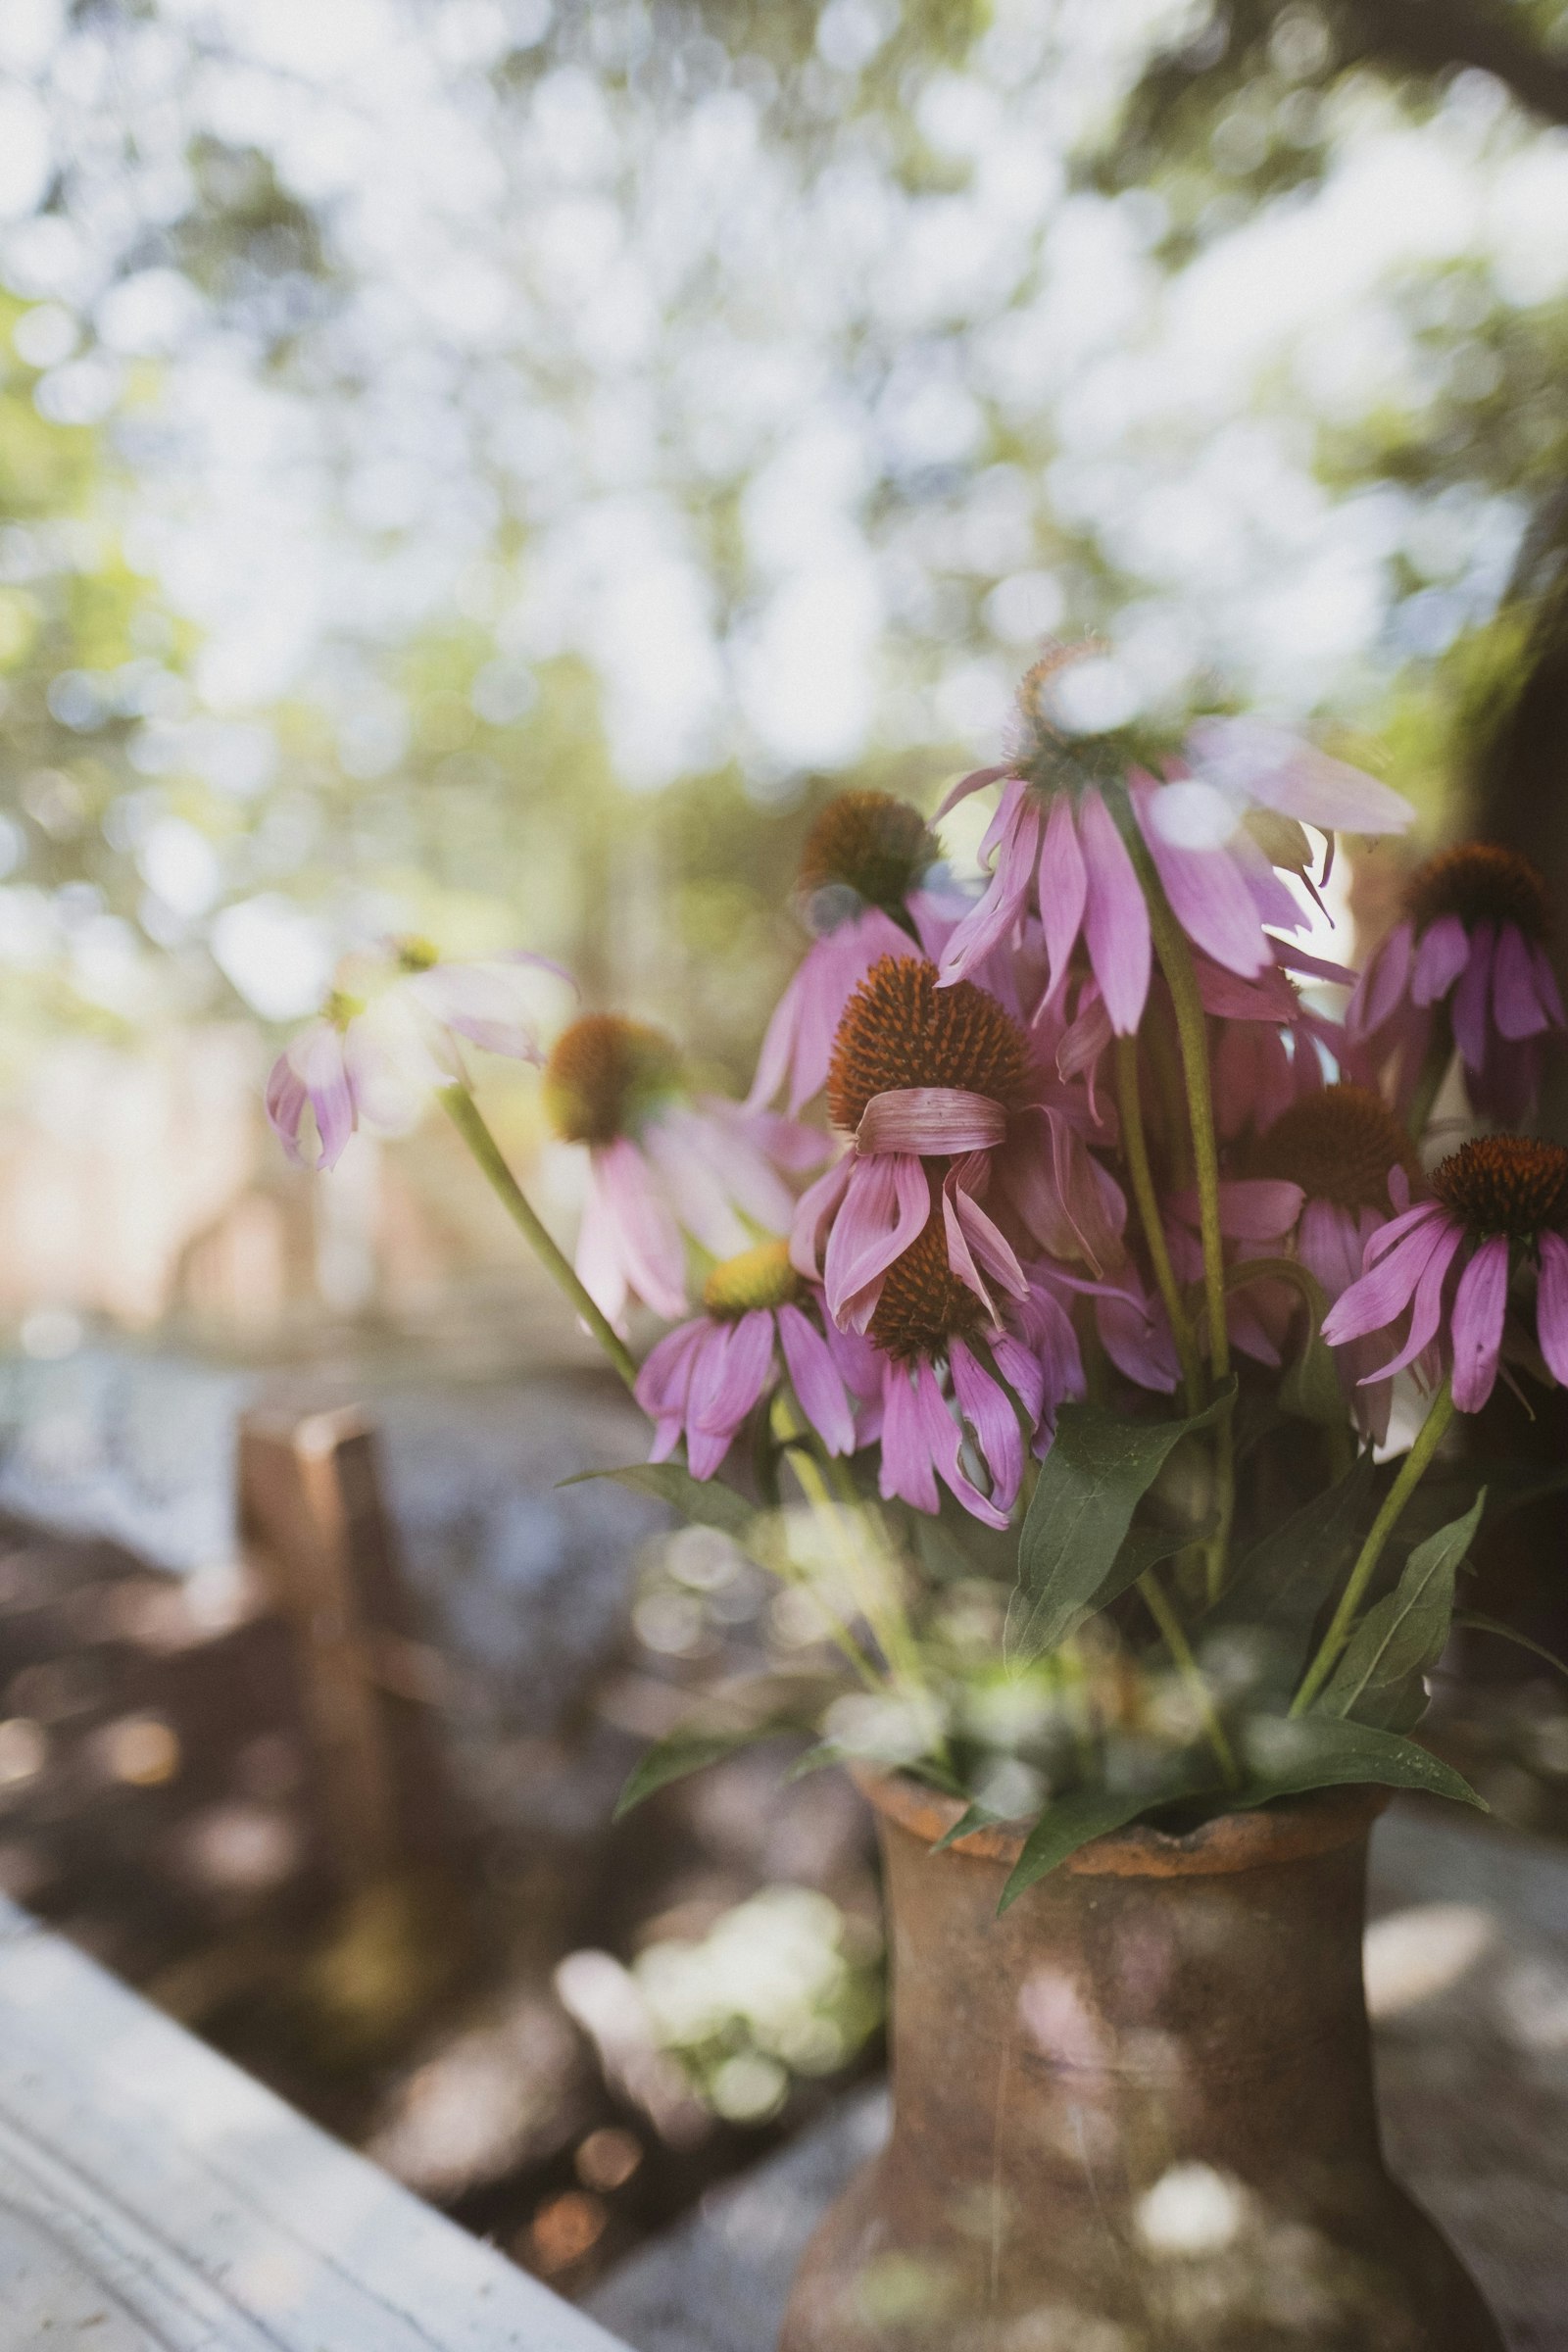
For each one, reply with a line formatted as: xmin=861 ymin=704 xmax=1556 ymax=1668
xmin=779 ymin=1769 xmax=1502 ymax=2352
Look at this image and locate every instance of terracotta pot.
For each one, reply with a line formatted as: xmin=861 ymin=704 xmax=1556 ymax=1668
xmin=780 ymin=1771 xmax=1502 ymax=2352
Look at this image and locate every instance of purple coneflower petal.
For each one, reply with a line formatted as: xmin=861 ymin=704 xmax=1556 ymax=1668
xmin=1410 ymin=914 xmax=1468 ymax=1006
xmin=1450 ymin=1235 xmax=1510 ymax=1412
xmin=941 ymin=1156 xmax=1029 ymax=1315
xmin=1532 ymin=941 xmax=1566 ymax=1029
xmin=635 ymin=1318 xmax=705 ymax=1421
xmin=856 ymin=1086 xmax=1008 ymax=1154
xmin=822 ymin=1153 xmax=930 ymax=1328
xmin=777 ymin=1303 xmax=856 ymax=1456
xmin=939 ymin=793 xmax=1040 ymax=987
xmin=950 ymin=1341 xmax=1023 ymax=1514
xmin=1298 ymin=1199 xmax=1368 ymax=1300
xmin=1493 ymin=921 xmax=1553 ymax=1042
xmin=1096 ymin=1289 xmax=1180 ymax=1394
xmin=1322 ymin=1207 xmax=1455 ymax=1348
xmin=1184 ymin=716 xmax=1415 ymax=834
xmin=1079 ymin=787 xmax=1152 ymax=1035
xmin=1362 ymin=1219 xmax=1468 ymax=1383
xmin=790 ymin=1153 xmax=853 ymax=1280
xmin=1361 ymin=1200 xmax=1446 ymax=1269
xmin=1348 ymin=921 xmax=1414 ymax=1042
xmin=1450 ymin=920 xmax=1495 ymax=1074
xmin=297 ymin=1024 xmax=357 ymax=1171
xmin=877 ymin=1362 xmax=940 ymax=1514
xmin=593 ymin=1138 xmax=689 ymax=1321
xmin=1129 ymin=778 xmax=1272 ymax=981
xmin=912 ymin=1360 xmax=1009 ymax=1529
xmin=935 ymin=761 xmax=1011 ymax=821
xmin=1038 ymin=790 xmax=1089 ymax=994
xmin=265 ymin=1048 xmax=312 ymax=1166
xmin=1538 ymin=1231 xmax=1568 ymax=1386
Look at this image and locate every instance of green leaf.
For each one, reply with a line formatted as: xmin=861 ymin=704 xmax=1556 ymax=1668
xmin=782 ymin=1740 xmax=845 ymax=1783
xmin=561 ymin=1462 xmax=757 ymax=1541
xmin=930 ymin=1801 xmax=1001 ymax=1854
xmin=1281 ymin=1331 xmax=1347 ymax=1428
xmin=1318 ymin=1492 xmax=1485 ymax=1729
xmin=1208 ymin=1451 xmax=1375 ymax=1688
xmin=1006 ymin=1381 xmax=1235 ymax=1668
xmin=998 ymin=1764 xmax=1214 ymax=1913
xmin=614 ymin=1720 xmax=796 ymax=1818
xmin=1237 ymin=1715 xmax=1485 ymax=1811
xmin=1453 ymin=1611 xmax=1568 ymax=1683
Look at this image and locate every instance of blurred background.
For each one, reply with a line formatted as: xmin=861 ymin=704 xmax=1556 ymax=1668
xmin=2 ymin=0 xmax=1567 ymax=2306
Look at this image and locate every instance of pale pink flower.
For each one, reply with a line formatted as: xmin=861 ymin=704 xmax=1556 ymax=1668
xmin=267 ymin=940 xmax=564 ymax=1170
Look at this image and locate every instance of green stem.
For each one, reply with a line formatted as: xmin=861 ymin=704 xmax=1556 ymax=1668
xmin=1291 ymin=1379 xmax=1456 ymax=1714
xmin=440 ymin=1084 xmax=639 ymax=1392
xmin=1138 ymin=1570 xmax=1240 ymax=1789
xmin=1115 ymin=1036 xmax=1203 ymax=1414
xmin=1406 ymin=1007 xmax=1453 ymax=1146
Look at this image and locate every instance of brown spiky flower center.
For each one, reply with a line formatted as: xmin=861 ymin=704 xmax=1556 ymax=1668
xmin=1250 ymin=1085 xmax=1421 ymax=1215
xmin=827 ymin=956 xmax=1031 ymax=1134
xmin=544 ymin=1014 xmax=682 ymax=1146
xmin=1406 ymin=845 xmax=1550 ymax=942
xmin=1430 ymin=1136 xmax=1568 ymax=1240
xmin=868 ymin=1203 xmax=986 ymax=1361
xmin=797 ymin=791 xmax=938 ymax=918
xmin=703 ymin=1240 xmax=802 ymax=1321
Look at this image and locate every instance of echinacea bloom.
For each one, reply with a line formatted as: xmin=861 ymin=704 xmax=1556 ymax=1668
xmin=1348 ymin=844 xmax=1566 ymax=1123
xmin=937 ymin=662 xmax=1412 ymax=1032
xmin=748 ymin=792 xmax=961 ymax=1115
xmin=545 ymin=1012 xmax=819 ymax=1328
xmin=634 ymin=1241 xmax=855 ymax=1477
xmin=850 ymin=1214 xmax=1084 ymax=1528
xmin=267 ymin=938 xmax=564 ymax=1170
xmin=791 ymin=955 xmax=1125 ymax=1335
xmin=1322 ymin=1134 xmax=1568 ymax=1413
xmin=1225 ymin=1085 xmax=1424 ymax=1440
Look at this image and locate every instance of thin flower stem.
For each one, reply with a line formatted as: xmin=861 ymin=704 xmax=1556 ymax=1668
xmin=439 ymin=1084 xmax=639 ymax=1393
xmin=1291 ymin=1378 xmax=1456 ymax=1715
xmin=1137 ymin=1569 xmax=1240 ymax=1789
xmin=1406 ymin=1008 xmax=1453 ymax=1146
xmin=1140 ymin=881 xmax=1236 ymax=1601
xmin=1115 ymin=1036 xmax=1203 ymax=1415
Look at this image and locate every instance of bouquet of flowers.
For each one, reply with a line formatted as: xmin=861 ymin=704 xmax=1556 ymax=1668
xmin=270 ymin=654 xmax=1568 ymax=1909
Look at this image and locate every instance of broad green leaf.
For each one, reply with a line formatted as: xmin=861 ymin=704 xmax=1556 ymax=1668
xmin=1453 ymin=1611 xmax=1568 ymax=1683
xmin=613 ymin=1718 xmax=799 ymax=1817
xmin=999 ymin=1765 xmax=1214 ymax=1913
xmin=561 ymin=1461 xmax=757 ymax=1541
xmin=1207 ymin=1451 xmax=1375 ymax=1688
xmin=1237 ymin=1715 xmax=1485 ymax=1811
xmin=1006 ymin=1381 xmax=1235 ymax=1668
xmin=1318 ymin=1492 xmax=1485 ymax=1729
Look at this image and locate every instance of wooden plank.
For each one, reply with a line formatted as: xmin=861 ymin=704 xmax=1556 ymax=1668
xmin=238 ymin=1407 xmax=460 ymax=1889
xmin=0 ymin=1895 xmax=631 ymax=2351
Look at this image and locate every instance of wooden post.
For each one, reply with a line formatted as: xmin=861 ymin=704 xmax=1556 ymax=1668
xmin=237 ymin=1408 xmax=458 ymax=1892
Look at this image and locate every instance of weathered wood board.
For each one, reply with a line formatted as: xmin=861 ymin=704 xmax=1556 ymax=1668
xmin=0 ymin=1896 xmax=630 ymax=2351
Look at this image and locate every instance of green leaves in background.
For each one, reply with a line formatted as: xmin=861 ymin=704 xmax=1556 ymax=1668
xmin=561 ymin=1460 xmax=759 ymax=1541
xmin=1207 ymin=1451 xmax=1375 ymax=1688
xmin=1316 ymin=1492 xmax=1486 ymax=1730
xmin=1224 ymin=1257 xmax=1342 ymax=1428
xmin=1006 ymin=1382 xmax=1235 ymax=1668
xmin=998 ymin=1762 xmax=1214 ymax=1912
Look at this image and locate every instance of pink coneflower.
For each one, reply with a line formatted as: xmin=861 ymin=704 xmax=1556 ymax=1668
xmin=267 ymin=939 xmax=563 ymax=1170
xmin=1222 ymin=1086 xmax=1426 ymax=1440
xmin=790 ymin=955 xmax=1124 ymax=1336
xmin=747 ymin=791 xmax=971 ymax=1115
xmin=936 ymin=669 xmax=1411 ymax=1032
xmin=544 ymin=1014 xmax=815 ymax=1328
xmin=634 ymin=1240 xmax=856 ymax=1478
xmin=851 ymin=1216 xmax=1084 ymax=1528
xmin=1348 ymin=843 xmax=1566 ymax=1123
xmin=1322 ymin=1135 xmax=1568 ymax=1413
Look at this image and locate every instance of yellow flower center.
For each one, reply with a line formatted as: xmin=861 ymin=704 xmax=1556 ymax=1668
xmin=703 ymin=1240 xmax=802 ymax=1321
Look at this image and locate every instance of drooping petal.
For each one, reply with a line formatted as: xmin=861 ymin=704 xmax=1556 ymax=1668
xmin=1096 ymin=1288 xmax=1180 ymax=1394
xmin=790 ymin=1152 xmax=853 ymax=1280
xmin=1130 ymin=776 xmax=1271 ymax=980
xmin=1531 ymin=940 xmax=1566 ymax=1029
xmin=593 ymin=1137 xmax=689 ymax=1320
xmin=877 ymin=1360 xmax=939 ymax=1514
xmin=938 ymin=793 xmax=1040 ymax=987
xmin=912 ymin=1360 xmax=1009 ymax=1529
xmin=294 ymin=1023 xmax=357 ymax=1171
xmin=1493 ymin=921 xmax=1553 ymax=1042
xmin=1359 ymin=1221 xmax=1467 ymax=1382
xmin=1450 ymin=921 xmax=1496 ymax=1075
xmin=1184 ymin=716 xmax=1415 ymax=835
xmin=1297 ymin=1199 xmax=1368 ymax=1302
xmin=1348 ymin=921 xmax=1415 ymax=1041
xmin=1169 ymin=1179 xmax=1304 ymax=1243
xmin=634 ymin=1316 xmax=707 ymax=1422
xmin=856 ymin=1087 xmax=1008 ymax=1154
xmin=935 ymin=761 xmax=1012 ymax=821
xmin=950 ymin=1341 xmax=1024 ymax=1513
xmin=1537 ymin=1231 xmax=1568 ymax=1386
xmin=1450 ymin=1236 xmax=1510 ymax=1413
xmin=823 ymin=1153 xmax=931 ymax=1329
xmin=1078 ymin=787 xmax=1152 ymax=1035
xmin=1322 ymin=1208 xmax=1454 ymax=1346
xmin=777 ymin=1303 xmax=857 ymax=1455
xmin=1410 ymin=914 xmax=1469 ymax=1007
xmin=941 ymin=1156 xmax=1029 ymax=1317
xmin=265 ymin=1045 xmax=313 ymax=1166
xmin=1037 ymin=788 xmax=1089 ymax=996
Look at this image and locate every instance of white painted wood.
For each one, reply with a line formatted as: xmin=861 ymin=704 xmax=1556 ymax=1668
xmin=0 ymin=1897 xmax=631 ymax=2352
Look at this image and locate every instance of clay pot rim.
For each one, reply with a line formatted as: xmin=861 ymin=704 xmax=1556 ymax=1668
xmin=854 ymin=1764 xmax=1390 ymax=1877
